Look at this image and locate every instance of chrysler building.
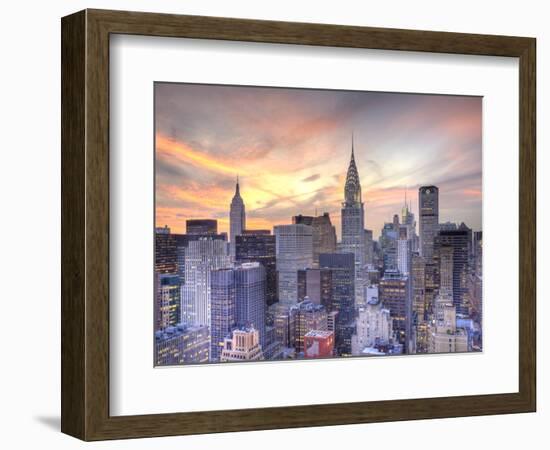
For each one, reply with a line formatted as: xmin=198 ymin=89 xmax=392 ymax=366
xmin=340 ymin=135 xmax=366 ymax=304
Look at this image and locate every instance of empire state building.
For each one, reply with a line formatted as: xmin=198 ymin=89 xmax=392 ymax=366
xmin=229 ymin=177 xmax=246 ymax=260
xmin=340 ymin=136 xmax=366 ymax=304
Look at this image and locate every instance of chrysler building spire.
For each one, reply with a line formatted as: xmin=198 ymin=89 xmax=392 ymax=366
xmin=344 ymin=134 xmax=362 ymax=205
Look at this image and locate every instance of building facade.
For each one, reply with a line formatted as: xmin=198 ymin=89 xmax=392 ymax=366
xmin=379 ymin=270 xmax=411 ymax=350
xmin=297 ymin=268 xmax=332 ymax=309
xmin=155 ymin=324 xmax=209 ymax=365
xmin=220 ymin=327 xmax=264 ymax=362
xmin=235 ymin=231 xmax=277 ymax=306
xmin=186 ymin=219 xmax=218 ymax=235
xmin=155 ymin=226 xmax=177 ymax=274
xmin=351 ymin=292 xmax=393 ymax=355
xmin=304 ymin=330 xmax=335 ymax=358
xmin=209 ymin=268 xmax=236 ymax=361
xmin=292 ymin=300 xmax=329 ymax=353
xmin=181 ymin=238 xmax=231 ymax=327
xmin=155 ymin=273 xmax=181 ymax=331
xmin=436 ymin=227 xmax=470 ymax=315
xmin=319 ymin=252 xmax=355 ymax=355
xmin=274 ymin=223 xmax=313 ymax=303
xmin=418 ymin=185 xmax=439 ymax=262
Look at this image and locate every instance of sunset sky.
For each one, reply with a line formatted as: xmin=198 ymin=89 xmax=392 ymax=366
xmin=155 ymin=83 xmax=482 ymax=239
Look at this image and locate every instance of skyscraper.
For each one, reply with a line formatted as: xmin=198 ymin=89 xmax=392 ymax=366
xmin=380 ymin=222 xmax=398 ymax=271
xmin=186 ymin=219 xmax=218 ymax=235
xmin=411 ymin=253 xmax=426 ymax=318
xmin=174 ymin=232 xmax=227 ymax=285
xmin=340 ymin=136 xmax=366 ymax=304
xmin=397 ymin=226 xmax=412 ymax=276
xmin=181 ymin=238 xmax=231 ymax=327
xmin=401 ymin=193 xmax=418 ymax=252
xmin=229 ymin=177 xmax=246 ymax=260
xmin=438 ymin=245 xmax=454 ymax=296
xmin=209 ymin=263 xmax=267 ymax=361
xmin=274 ymin=224 xmax=313 ymax=303
xmin=297 ymin=268 xmax=332 ymax=309
xmin=364 ymin=229 xmax=374 ymax=265
xmin=435 ymin=227 xmax=470 ymax=315
xmin=418 ymin=185 xmax=439 ymax=262
xmin=155 ymin=226 xmax=177 ymax=274
xmin=294 ymin=213 xmax=337 ymax=268
xmin=319 ymin=252 xmax=355 ymax=355
xmin=379 ymin=269 xmax=411 ymax=350
xmin=235 ymin=231 xmax=277 ymax=306
xmin=210 ymin=268 xmax=236 ymax=361
xmin=155 ymin=273 xmax=181 ymax=331
xmin=234 ymin=263 xmax=267 ymax=349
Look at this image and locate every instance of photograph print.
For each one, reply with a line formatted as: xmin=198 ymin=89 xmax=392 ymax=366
xmin=154 ymin=82 xmax=483 ymax=366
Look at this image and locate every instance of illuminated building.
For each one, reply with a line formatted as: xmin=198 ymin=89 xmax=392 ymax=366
xmin=220 ymin=327 xmax=264 ymax=362
xmin=304 ymin=330 xmax=334 ymax=358
xmin=181 ymin=238 xmax=231 ymax=327
xmin=418 ymin=185 xmax=439 ymax=262
xmin=155 ymin=225 xmax=177 ymax=274
xmin=319 ymin=253 xmax=355 ymax=355
xmin=379 ymin=270 xmax=411 ymax=350
xmin=155 ymin=324 xmax=209 ymax=365
xmin=435 ymin=226 xmax=471 ymax=315
xmin=428 ymin=293 xmax=469 ymax=353
xmin=186 ymin=219 xmax=218 ymax=235
xmin=209 ymin=268 xmax=236 ymax=362
xmin=235 ymin=231 xmax=277 ymax=306
xmin=293 ymin=213 xmax=337 ymax=268
xmin=351 ymin=287 xmax=393 ymax=355
xmin=274 ymin=223 xmax=313 ymax=303
xmin=155 ymin=273 xmax=181 ymax=331
xmin=209 ymin=263 xmax=266 ymax=361
xmin=292 ymin=300 xmax=328 ymax=353
xmin=397 ymin=227 xmax=412 ymax=276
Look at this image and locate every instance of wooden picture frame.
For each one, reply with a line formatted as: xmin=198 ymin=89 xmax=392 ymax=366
xmin=61 ymin=9 xmax=536 ymax=441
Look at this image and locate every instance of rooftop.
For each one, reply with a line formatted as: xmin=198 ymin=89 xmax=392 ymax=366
xmin=304 ymin=330 xmax=333 ymax=339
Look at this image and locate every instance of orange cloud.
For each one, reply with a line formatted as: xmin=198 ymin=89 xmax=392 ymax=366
xmin=156 ymin=134 xmax=246 ymax=176
xmin=463 ymin=189 xmax=482 ymax=198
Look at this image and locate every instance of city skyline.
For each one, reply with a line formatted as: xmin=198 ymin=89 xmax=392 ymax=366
xmin=154 ymin=82 xmax=483 ymax=366
xmin=155 ymin=83 xmax=482 ymax=239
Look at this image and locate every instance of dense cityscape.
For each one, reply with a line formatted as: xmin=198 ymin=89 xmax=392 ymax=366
xmin=154 ymin=139 xmax=483 ymax=365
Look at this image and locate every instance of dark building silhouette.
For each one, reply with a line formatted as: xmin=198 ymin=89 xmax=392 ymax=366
xmin=235 ymin=231 xmax=277 ymax=306
xmin=319 ymin=253 xmax=355 ymax=355
xmin=435 ymin=226 xmax=471 ymax=316
xmin=186 ymin=219 xmax=218 ymax=235
xmin=155 ymin=226 xmax=177 ymax=274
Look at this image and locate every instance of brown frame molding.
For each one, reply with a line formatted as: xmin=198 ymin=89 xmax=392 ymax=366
xmin=61 ymin=9 xmax=536 ymax=441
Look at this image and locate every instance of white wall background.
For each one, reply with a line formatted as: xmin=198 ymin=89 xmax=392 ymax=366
xmin=0 ymin=0 xmax=546 ymax=448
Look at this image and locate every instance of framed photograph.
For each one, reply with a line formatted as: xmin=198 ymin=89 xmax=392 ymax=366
xmin=61 ymin=9 xmax=536 ymax=440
